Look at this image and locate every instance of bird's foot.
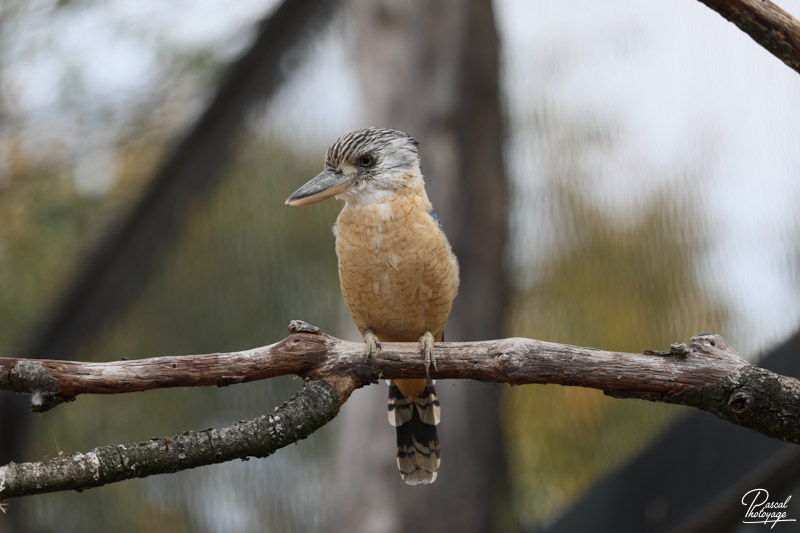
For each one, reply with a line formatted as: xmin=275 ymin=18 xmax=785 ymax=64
xmin=364 ymin=329 xmax=381 ymax=365
xmin=419 ymin=331 xmax=436 ymax=378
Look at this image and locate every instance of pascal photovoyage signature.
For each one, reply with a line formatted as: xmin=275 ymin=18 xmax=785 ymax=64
xmin=742 ymin=488 xmax=796 ymax=529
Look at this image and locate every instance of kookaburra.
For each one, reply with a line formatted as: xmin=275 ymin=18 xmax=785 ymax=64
xmin=286 ymin=127 xmax=459 ymax=484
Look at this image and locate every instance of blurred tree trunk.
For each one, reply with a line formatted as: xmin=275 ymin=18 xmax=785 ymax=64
xmin=332 ymin=0 xmax=512 ymax=531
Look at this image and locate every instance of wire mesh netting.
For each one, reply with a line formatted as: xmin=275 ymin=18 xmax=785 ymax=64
xmin=1 ymin=1 xmax=799 ymax=531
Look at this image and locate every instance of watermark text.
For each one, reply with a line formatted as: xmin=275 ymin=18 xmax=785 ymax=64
xmin=742 ymin=489 xmax=796 ymax=529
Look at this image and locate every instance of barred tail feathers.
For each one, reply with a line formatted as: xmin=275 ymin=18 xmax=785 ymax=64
xmin=388 ymin=379 xmax=440 ymax=485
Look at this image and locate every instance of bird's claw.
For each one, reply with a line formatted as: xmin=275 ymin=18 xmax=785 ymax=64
xmin=420 ymin=331 xmax=436 ymax=378
xmin=364 ymin=329 xmax=381 ymax=366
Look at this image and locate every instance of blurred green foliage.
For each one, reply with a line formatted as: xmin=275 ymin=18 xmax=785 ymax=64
xmin=1 ymin=3 xmax=347 ymax=530
xmin=15 ymin=136 xmax=343 ymax=532
xmin=0 ymin=82 xmax=189 ymax=359
xmin=0 ymin=137 xmax=94 ymax=355
xmin=503 ymin=112 xmax=729 ymax=528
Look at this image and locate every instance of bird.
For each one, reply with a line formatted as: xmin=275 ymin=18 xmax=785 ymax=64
xmin=285 ymin=127 xmax=459 ymax=484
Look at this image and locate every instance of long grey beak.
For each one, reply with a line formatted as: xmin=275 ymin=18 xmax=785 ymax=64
xmin=285 ymin=169 xmax=350 ymax=206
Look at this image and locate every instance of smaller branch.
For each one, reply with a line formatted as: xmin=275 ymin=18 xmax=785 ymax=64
xmin=0 ymin=379 xmax=353 ymax=501
xmin=698 ymin=0 xmax=800 ymax=75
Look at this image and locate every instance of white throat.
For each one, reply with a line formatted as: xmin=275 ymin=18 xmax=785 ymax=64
xmin=338 ymin=188 xmax=395 ymax=206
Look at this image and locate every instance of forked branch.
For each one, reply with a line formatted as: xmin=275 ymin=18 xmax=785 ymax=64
xmin=1 ymin=321 xmax=799 ymax=502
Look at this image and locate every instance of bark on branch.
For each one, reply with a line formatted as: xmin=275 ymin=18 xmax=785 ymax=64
xmin=0 ymin=379 xmax=351 ymax=502
xmin=698 ymin=0 xmax=800 ymax=75
xmin=1 ymin=321 xmax=799 ymax=502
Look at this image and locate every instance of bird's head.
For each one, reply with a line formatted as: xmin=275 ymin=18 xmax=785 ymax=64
xmin=285 ymin=127 xmax=421 ymax=206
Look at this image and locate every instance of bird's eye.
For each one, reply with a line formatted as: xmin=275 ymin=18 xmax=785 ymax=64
xmin=358 ymin=154 xmax=375 ymax=167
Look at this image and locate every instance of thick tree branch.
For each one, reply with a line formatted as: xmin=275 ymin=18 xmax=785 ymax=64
xmin=2 ymin=321 xmax=799 ymax=501
xmin=698 ymin=0 xmax=800 ymax=75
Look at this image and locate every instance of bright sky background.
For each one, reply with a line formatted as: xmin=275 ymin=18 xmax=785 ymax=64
xmin=497 ymin=0 xmax=800 ymax=356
